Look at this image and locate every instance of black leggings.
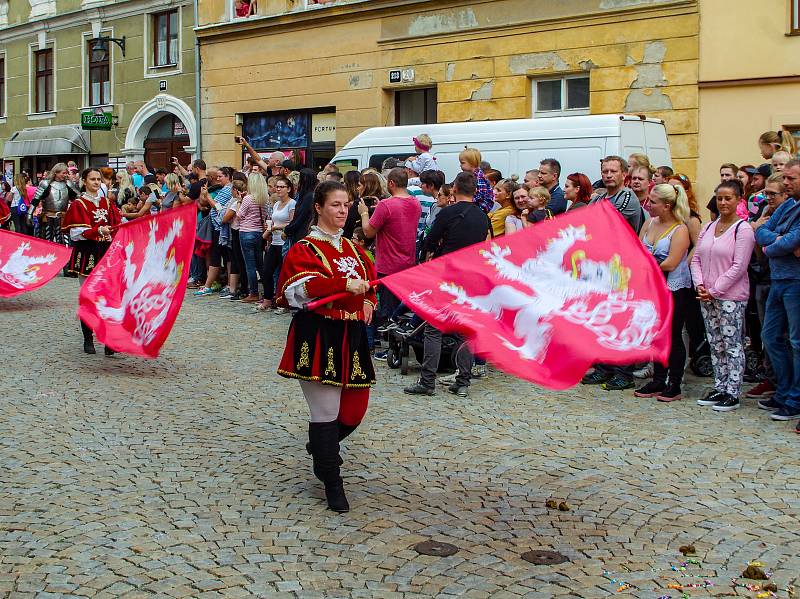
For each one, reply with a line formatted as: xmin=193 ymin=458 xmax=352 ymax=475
xmin=230 ymin=229 xmax=247 ymax=287
xmin=654 ymin=287 xmax=693 ymax=385
xmin=263 ymin=244 xmax=283 ymax=301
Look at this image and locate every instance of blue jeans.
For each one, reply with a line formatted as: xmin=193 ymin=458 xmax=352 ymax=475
xmin=762 ymin=279 xmax=800 ymax=409
xmin=239 ymin=231 xmax=264 ymax=296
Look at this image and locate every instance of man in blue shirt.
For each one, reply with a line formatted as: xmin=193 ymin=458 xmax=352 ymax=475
xmin=754 ymin=159 xmax=800 ymax=426
xmin=537 ymin=158 xmax=567 ymax=214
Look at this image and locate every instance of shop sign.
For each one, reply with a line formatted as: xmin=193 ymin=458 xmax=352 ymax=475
xmin=311 ymin=113 xmax=336 ymax=143
xmin=81 ymin=111 xmax=113 ymax=131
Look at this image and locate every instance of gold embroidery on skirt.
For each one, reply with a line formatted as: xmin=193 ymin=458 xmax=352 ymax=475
xmin=87 ymin=254 xmax=95 ymax=269
xmin=297 ymin=341 xmax=310 ymax=369
xmin=351 ymin=351 xmax=366 ymax=380
xmin=324 ymin=347 xmax=336 ymax=377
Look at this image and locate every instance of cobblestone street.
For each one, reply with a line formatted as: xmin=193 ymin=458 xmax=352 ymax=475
xmin=1 ymin=278 xmax=799 ymax=599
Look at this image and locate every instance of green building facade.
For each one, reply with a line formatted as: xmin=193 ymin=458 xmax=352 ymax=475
xmin=0 ymin=0 xmax=198 ymax=180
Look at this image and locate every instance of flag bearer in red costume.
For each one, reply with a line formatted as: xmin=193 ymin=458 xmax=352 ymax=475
xmin=276 ymin=181 xmax=376 ymax=513
xmin=61 ymin=168 xmax=121 ymax=355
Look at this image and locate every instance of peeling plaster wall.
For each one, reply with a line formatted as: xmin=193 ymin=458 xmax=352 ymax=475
xmin=407 ymin=8 xmax=478 ymax=37
xmin=199 ymin=0 xmax=699 ymax=177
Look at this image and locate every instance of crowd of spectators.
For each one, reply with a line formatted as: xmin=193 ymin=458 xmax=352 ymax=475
xmin=3 ymin=127 xmax=799 ymax=433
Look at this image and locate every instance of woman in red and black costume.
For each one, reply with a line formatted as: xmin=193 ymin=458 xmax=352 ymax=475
xmin=276 ymin=180 xmax=376 ymax=513
xmin=61 ymin=167 xmax=122 ymax=355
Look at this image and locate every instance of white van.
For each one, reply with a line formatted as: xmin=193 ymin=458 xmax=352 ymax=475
xmin=331 ymin=114 xmax=671 ymax=183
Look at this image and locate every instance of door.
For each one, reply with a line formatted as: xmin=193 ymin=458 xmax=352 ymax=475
xmin=144 ymin=139 xmax=191 ymax=172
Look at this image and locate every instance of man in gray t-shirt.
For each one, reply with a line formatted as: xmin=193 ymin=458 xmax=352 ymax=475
xmin=590 ymin=156 xmax=646 ymax=234
xmin=582 ymin=155 xmax=645 ymax=392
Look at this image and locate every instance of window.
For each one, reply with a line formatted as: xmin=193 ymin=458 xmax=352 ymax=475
xmin=153 ymin=10 xmax=178 ymax=67
xmin=395 ymin=87 xmax=437 ymax=126
xmin=533 ymin=75 xmax=589 ymax=117
xmin=34 ymin=49 xmax=53 ymax=113
xmin=87 ymin=41 xmax=110 ymax=106
xmin=792 ymin=0 xmax=800 ymax=34
xmin=0 ymin=57 xmax=5 ymax=117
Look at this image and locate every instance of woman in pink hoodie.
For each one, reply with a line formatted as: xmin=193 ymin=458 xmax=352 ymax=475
xmin=690 ymin=179 xmax=755 ymax=412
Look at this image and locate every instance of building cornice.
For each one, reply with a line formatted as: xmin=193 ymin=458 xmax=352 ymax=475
xmin=699 ymin=75 xmax=800 ymax=89
xmin=0 ymin=0 xmax=191 ymax=44
xmin=195 ymin=0 xmax=697 ymax=42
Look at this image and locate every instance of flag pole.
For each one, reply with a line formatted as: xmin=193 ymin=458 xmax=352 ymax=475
xmin=303 ymin=280 xmax=380 ymax=311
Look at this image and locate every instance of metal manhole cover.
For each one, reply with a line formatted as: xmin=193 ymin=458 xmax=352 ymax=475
xmin=413 ymin=540 xmax=459 ymax=557
xmin=521 ymin=550 xmax=569 ymax=565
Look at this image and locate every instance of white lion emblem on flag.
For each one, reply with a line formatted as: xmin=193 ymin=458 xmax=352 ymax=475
xmin=440 ymin=225 xmax=659 ymax=362
xmin=0 ymin=241 xmax=58 ymax=289
xmin=94 ymin=218 xmax=184 ymax=346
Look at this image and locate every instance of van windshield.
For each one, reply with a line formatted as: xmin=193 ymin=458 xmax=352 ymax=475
xmin=332 ymin=158 xmax=359 ymax=174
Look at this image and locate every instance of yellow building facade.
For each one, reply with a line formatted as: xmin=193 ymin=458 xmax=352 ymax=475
xmin=697 ymin=0 xmax=800 ymax=202
xmin=197 ymin=0 xmax=699 ymax=177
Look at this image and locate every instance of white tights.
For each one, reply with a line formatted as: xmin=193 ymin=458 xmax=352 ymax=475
xmin=299 ymin=381 xmax=341 ymax=423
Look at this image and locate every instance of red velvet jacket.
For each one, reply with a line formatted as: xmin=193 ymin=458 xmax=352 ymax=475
xmin=277 ymin=230 xmax=376 ymax=318
xmin=61 ymin=194 xmax=121 ymax=241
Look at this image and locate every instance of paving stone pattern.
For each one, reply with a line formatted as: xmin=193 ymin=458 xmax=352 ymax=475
xmin=1 ymin=278 xmax=799 ymax=598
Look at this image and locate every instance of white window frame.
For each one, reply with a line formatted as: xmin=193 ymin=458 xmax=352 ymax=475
xmin=143 ymin=7 xmax=182 ymax=78
xmin=27 ymin=39 xmax=57 ymax=119
xmin=80 ymin=28 xmax=114 ymax=111
xmin=532 ymin=75 xmax=590 ymax=118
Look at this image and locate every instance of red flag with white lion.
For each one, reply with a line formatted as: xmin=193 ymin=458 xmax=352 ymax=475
xmin=78 ymin=203 xmax=196 ymax=357
xmin=0 ymin=229 xmax=71 ymax=298
xmin=381 ymin=202 xmax=673 ymax=390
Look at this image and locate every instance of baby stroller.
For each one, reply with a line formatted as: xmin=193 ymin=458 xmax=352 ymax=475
xmin=385 ymin=312 xmax=459 ymax=375
xmin=689 ymin=335 xmax=761 ymax=379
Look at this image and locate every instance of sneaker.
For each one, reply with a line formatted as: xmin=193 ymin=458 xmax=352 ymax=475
xmin=697 ymin=390 xmax=724 ymax=406
xmin=581 ymin=371 xmax=611 ymax=385
xmin=757 ymin=398 xmax=781 ymax=411
xmin=209 ymin=281 xmax=222 ymax=292
xmin=448 ymin=384 xmax=468 ymax=397
xmin=377 ymin=320 xmax=396 ymax=334
xmin=471 ymin=364 xmax=488 ymax=379
xmin=602 ymin=375 xmax=634 ymax=391
xmin=218 ymin=287 xmax=232 ymax=298
xmin=228 ymin=292 xmax=242 ymax=301
xmin=193 ymin=287 xmax=213 ymax=296
xmin=373 ymin=350 xmax=388 ymax=361
xmin=437 ymin=372 xmax=458 ymax=385
xmin=404 ymin=382 xmax=435 ymax=396
xmin=187 ymin=278 xmax=200 ymax=289
xmin=274 ymin=307 xmax=288 ymax=315
xmin=745 ymin=380 xmax=776 ymax=398
xmin=656 ymin=383 xmax=682 ymax=402
xmin=712 ymin=393 xmax=740 ymax=412
xmin=770 ymin=406 xmax=800 ymax=421
xmin=634 ymin=380 xmax=666 ymax=398
xmin=633 ymin=364 xmax=654 ymax=379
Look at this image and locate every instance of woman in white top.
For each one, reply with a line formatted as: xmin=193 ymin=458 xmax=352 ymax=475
xmin=264 ymin=175 xmax=296 ymax=314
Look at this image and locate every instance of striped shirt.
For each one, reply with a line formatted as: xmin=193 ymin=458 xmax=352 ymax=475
xmin=237 ymin=194 xmax=268 ymax=233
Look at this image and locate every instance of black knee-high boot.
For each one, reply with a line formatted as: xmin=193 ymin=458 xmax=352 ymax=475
xmin=81 ymin=320 xmax=96 ymax=354
xmin=306 ymin=420 xmax=357 ymax=461
xmin=308 ymin=421 xmax=349 ymax=513
xmin=338 ymin=422 xmax=358 ymax=441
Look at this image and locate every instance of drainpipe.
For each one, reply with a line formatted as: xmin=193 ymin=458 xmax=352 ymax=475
xmin=192 ymin=0 xmax=202 ymax=159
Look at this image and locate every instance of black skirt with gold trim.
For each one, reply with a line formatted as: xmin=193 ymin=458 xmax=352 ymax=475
xmin=68 ymin=240 xmax=110 ymax=277
xmin=278 ymin=312 xmax=376 ymax=388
